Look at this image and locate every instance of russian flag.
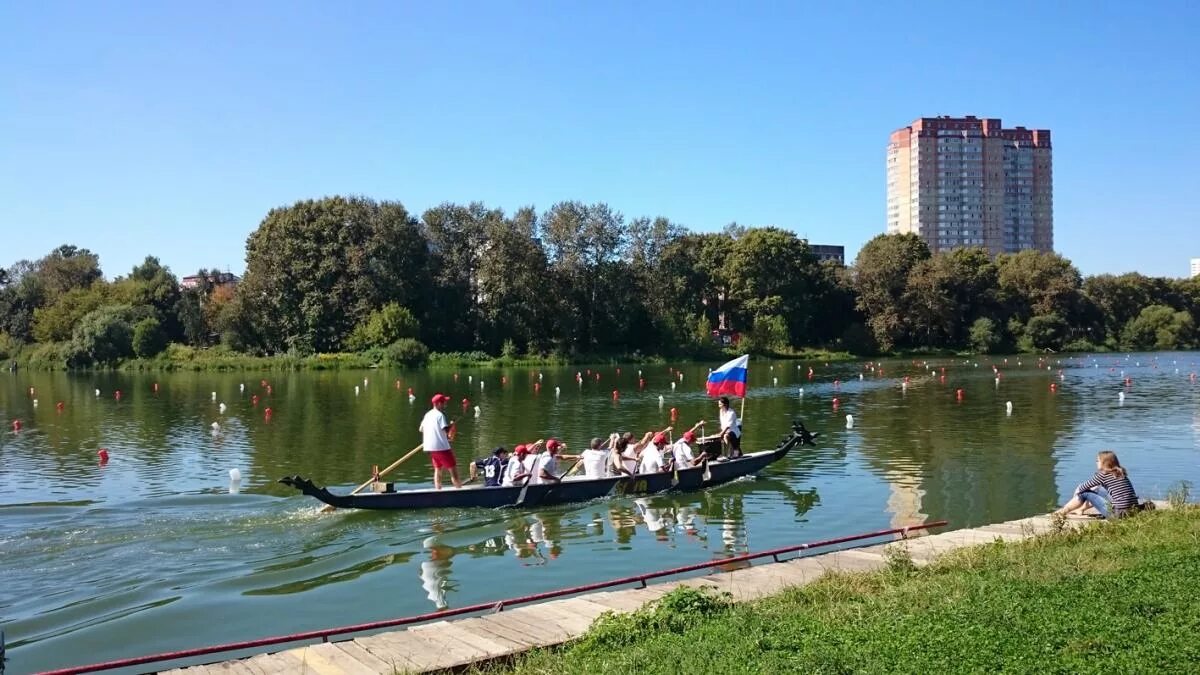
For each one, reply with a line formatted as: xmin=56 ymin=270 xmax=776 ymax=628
xmin=706 ymin=355 xmax=749 ymax=398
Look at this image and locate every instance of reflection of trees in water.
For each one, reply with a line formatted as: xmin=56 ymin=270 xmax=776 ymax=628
xmin=854 ymin=368 xmax=1078 ymax=527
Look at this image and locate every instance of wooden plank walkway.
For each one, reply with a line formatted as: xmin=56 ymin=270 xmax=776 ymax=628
xmin=163 ymin=503 xmax=1169 ymax=674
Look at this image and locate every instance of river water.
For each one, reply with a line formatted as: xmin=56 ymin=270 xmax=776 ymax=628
xmin=2 ymin=354 xmax=1198 ymax=673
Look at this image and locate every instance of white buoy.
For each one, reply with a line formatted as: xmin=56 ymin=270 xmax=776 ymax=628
xmin=95 ymin=388 xmax=100 ymax=397
xmin=218 ymin=402 xmax=226 ymax=414
xmin=678 ymin=373 xmax=684 ymax=382
xmin=1005 ymin=401 xmax=1013 ymax=416
xmin=555 ymin=386 xmax=561 ymax=397
xmin=901 ymin=382 xmax=907 ymax=392
xmin=773 ymin=377 xmax=778 ymax=386
xmin=638 ymin=370 xmax=643 ymax=377
xmin=240 ymin=383 xmax=245 ymax=393
xmin=859 ymin=373 xmax=864 ymax=380
xmin=32 ymin=399 xmax=38 ymax=407
xmin=408 ymin=394 xmax=416 ymax=403
xmin=211 ymin=391 xmax=217 ymax=401
xmin=670 ymin=382 xmax=676 ymax=390
xmin=480 ymin=381 xmax=485 ymax=390
xmin=770 ymin=365 xmax=774 ymax=371
xmin=355 ymin=385 xmax=360 ymax=396
xmin=474 ymin=405 xmax=481 ymax=417
xmin=468 ymin=375 xmax=473 ymax=384
xmin=798 ymin=387 xmax=805 ymax=397
xmin=363 ymin=377 xmax=368 ymax=387
xmin=211 ymin=421 xmax=220 ymax=433
xmin=995 ymin=377 xmax=1000 ymax=386
xmin=229 ymin=468 xmax=242 ymax=494
xmin=845 ymin=414 xmax=854 ymax=429
xmin=538 ymin=372 xmax=543 ymax=381
xmin=658 ymin=395 xmax=664 ymax=406
xmin=1118 ymin=391 xmax=1125 ymax=405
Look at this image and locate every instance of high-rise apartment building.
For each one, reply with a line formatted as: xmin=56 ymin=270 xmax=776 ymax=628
xmin=1191 ymin=258 xmax=1200 ymax=279
xmin=887 ymin=116 xmax=1053 ymax=255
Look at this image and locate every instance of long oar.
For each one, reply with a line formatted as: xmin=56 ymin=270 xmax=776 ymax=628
xmin=321 ymin=443 xmax=423 ymax=513
xmin=514 ymin=451 xmax=545 ymax=507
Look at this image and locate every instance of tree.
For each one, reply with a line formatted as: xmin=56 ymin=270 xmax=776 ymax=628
xmin=724 ymin=227 xmax=823 ymax=346
xmin=997 ymin=250 xmax=1082 ymax=323
xmin=852 ymin=234 xmax=930 ymax=351
xmin=969 ymin=317 xmax=1003 ymax=354
xmin=1121 ymin=305 xmax=1195 ymax=350
xmin=113 ymin=256 xmax=183 ymax=340
xmin=32 ymin=283 xmax=110 ymax=342
xmin=238 ymin=196 xmax=430 ymax=353
xmin=347 ymin=303 xmax=419 ymax=350
xmin=421 ymin=202 xmax=494 ymax=350
xmin=36 ymin=245 xmax=103 ymax=302
xmin=132 ymin=317 xmax=168 ymax=357
xmin=476 ymin=207 xmax=554 ymax=353
xmin=69 ymin=305 xmax=134 ymax=366
xmin=904 ymin=248 xmax=998 ymax=348
xmin=540 ymin=201 xmax=627 ymax=352
xmin=1024 ymin=313 xmax=1069 ymax=351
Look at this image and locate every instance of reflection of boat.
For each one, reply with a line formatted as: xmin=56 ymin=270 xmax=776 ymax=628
xmin=279 ymin=424 xmax=806 ymax=511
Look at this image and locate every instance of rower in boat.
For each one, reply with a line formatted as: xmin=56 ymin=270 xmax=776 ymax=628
xmin=501 ymin=444 xmax=534 ymax=486
xmin=637 ymin=428 xmax=673 ymax=473
xmin=580 ymin=437 xmax=611 ymax=478
xmin=610 ymin=434 xmax=638 ymax=476
xmin=468 ymin=446 xmax=509 ymax=486
xmin=669 ymin=423 xmax=707 ymax=468
xmin=529 ymin=439 xmax=564 ymax=484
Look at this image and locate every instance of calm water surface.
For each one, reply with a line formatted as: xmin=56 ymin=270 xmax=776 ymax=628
xmin=2 ymin=354 xmax=1198 ymax=673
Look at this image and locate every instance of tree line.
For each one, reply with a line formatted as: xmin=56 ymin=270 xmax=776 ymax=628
xmin=1 ymin=195 xmax=1196 ymax=368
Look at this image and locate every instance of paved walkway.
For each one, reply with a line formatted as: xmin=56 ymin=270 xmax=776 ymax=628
xmin=163 ymin=504 xmax=1168 ymax=674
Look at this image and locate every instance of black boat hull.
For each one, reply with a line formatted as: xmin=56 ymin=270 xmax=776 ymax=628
xmin=280 ymin=427 xmax=803 ymax=511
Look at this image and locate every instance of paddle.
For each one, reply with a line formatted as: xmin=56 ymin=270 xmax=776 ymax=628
xmin=513 ymin=439 xmax=546 ymax=507
xmin=321 ymin=443 xmax=423 ymax=513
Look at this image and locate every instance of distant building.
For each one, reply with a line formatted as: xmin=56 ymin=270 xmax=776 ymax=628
xmin=181 ymin=271 xmax=240 ymax=290
xmin=808 ymin=244 xmax=845 ymax=265
xmin=1191 ymin=258 xmax=1200 ymax=279
xmin=887 ymin=115 xmax=1053 ymax=256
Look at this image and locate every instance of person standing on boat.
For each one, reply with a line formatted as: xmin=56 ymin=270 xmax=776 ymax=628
xmin=717 ymin=396 xmax=743 ymax=459
xmin=420 ymin=394 xmax=461 ymax=489
xmin=530 ymin=439 xmax=563 ymax=484
xmin=469 ymin=446 xmax=510 ymax=487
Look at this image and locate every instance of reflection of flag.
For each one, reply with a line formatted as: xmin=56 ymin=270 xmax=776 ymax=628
xmin=706 ymin=355 xmax=749 ymax=398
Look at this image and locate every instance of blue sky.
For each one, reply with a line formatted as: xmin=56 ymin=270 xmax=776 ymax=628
xmin=2 ymin=2 xmax=1197 ymax=279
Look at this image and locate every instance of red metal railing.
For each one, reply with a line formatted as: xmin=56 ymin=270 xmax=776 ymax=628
xmin=38 ymin=521 xmax=946 ymax=674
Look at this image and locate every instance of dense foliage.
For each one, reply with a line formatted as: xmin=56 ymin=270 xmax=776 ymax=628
xmin=2 ymin=196 xmax=1198 ymax=369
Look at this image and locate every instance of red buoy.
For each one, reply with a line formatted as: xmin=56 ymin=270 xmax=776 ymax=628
xmin=394 ymin=379 xmax=401 ymax=389
xmin=260 ymin=379 xmax=268 ymax=388
xmin=56 ymin=401 xmax=64 ymax=412
xmin=153 ymin=383 xmax=159 ymax=392
xmin=670 ymin=407 xmax=678 ymax=422
xmin=264 ymin=407 xmax=273 ymax=420
xmin=461 ymin=397 xmax=470 ymax=410
xmin=266 ymin=385 xmax=273 ymax=395
xmin=832 ymin=397 xmax=839 ymax=409
xmin=501 ymin=376 xmax=507 ymax=385
xmin=114 ymin=390 xmax=122 ymax=400
xmin=98 ymin=448 xmax=109 ymax=464
xmin=638 ymin=378 xmax=645 ymax=389
xmin=956 ymin=389 xmax=964 ymax=401
xmin=534 ymin=382 xmax=541 ymax=392
xmin=251 ymin=394 xmax=259 ymax=406
xmin=11 ymin=420 xmax=21 ymax=431
xmin=407 ymin=387 xmax=414 ymax=396
xmin=1050 ymin=383 xmax=1057 ymax=392
xmin=612 ymin=390 xmax=619 ymax=401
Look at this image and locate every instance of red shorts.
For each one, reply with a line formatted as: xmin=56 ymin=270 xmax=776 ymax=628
xmin=429 ymin=450 xmax=457 ymax=469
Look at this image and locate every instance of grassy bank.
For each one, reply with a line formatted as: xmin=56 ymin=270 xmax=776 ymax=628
xmin=496 ymin=505 xmax=1200 ymax=674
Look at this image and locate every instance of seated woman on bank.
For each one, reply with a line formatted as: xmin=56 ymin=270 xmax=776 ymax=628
xmin=1053 ymin=450 xmax=1140 ymax=520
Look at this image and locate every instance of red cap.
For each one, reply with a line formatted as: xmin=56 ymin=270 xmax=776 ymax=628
xmin=431 ymin=393 xmax=450 ymax=405
xmin=514 ymin=444 xmax=528 ymax=455
xmin=682 ymin=431 xmax=696 ymax=442
xmin=547 ymin=439 xmax=562 ymax=452
xmin=652 ymin=433 xmax=666 ymax=445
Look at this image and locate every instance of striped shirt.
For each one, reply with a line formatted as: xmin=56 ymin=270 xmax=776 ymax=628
xmin=1075 ymin=471 xmax=1138 ymax=511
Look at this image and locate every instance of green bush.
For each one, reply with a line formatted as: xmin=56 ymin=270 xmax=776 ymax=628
xmin=131 ymin=317 xmax=168 ymax=357
xmin=1121 ymin=304 xmax=1195 ymax=350
xmin=346 ymin=303 xmax=418 ymax=350
xmin=24 ymin=341 xmax=72 ymax=370
xmin=0 ymin=332 xmax=21 ymax=361
xmin=69 ymin=305 xmax=134 ymax=366
xmin=500 ymin=338 xmax=519 ymax=358
xmin=385 ymin=338 xmax=430 ymax=367
xmin=968 ymin=317 xmax=1002 ymax=354
xmin=1024 ymin=313 xmax=1068 ymax=351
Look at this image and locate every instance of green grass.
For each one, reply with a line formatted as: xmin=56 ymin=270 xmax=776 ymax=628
xmin=492 ymin=506 xmax=1200 ymax=674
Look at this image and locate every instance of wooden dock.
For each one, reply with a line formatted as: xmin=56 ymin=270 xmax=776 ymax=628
xmin=163 ymin=506 xmax=1167 ymax=674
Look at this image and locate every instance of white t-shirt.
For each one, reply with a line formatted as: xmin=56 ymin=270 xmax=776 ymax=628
xmin=640 ymin=443 xmax=664 ymax=473
xmin=530 ymin=454 xmax=558 ymax=484
xmin=671 ymin=439 xmax=695 ymax=466
xmin=581 ymin=449 xmax=609 ymax=478
xmin=419 ymin=409 xmax=450 ymax=451
xmin=719 ymin=408 xmax=741 ymax=438
xmin=502 ymin=455 xmax=532 ymax=486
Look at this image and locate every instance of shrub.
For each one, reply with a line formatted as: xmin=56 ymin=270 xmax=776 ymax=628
xmin=1121 ymin=305 xmax=1195 ymax=350
xmin=25 ymin=341 xmax=72 ymax=370
xmin=968 ymin=317 xmax=1002 ymax=354
xmin=131 ymin=317 xmax=168 ymax=357
xmin=1024 ymin=313 xmax=1068 ymax=351
xmin=385 ymin=338 xmax=430 ymax=367
xmin=0 ymin=332 xmax=21 ymax=361
xmin=346 ymin=303 xmax=419 ymax=350
xmin=500 ymin=338 xmax=519 ymax=359
xmin=70 ymin=305 xmax=134 ymax=366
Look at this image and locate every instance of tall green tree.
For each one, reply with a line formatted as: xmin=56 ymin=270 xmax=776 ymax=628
xmin=421 ymin=202 xmax=494 ymax=350
xmin=541 ymin=201 xmax=627 ymax=352
xmin=238 ymin=196 xmax=430 ymax=353
xmin=476 ymin=207 xmax=554 ymax=353
xmin=852 ymin=234 xmax=930 ymax=351
xmin=723 ymin=227 xmax=822 ymax=347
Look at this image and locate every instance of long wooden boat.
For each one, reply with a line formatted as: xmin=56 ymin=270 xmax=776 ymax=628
xmin=279 ymin=423 xmax=808 ymax=511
